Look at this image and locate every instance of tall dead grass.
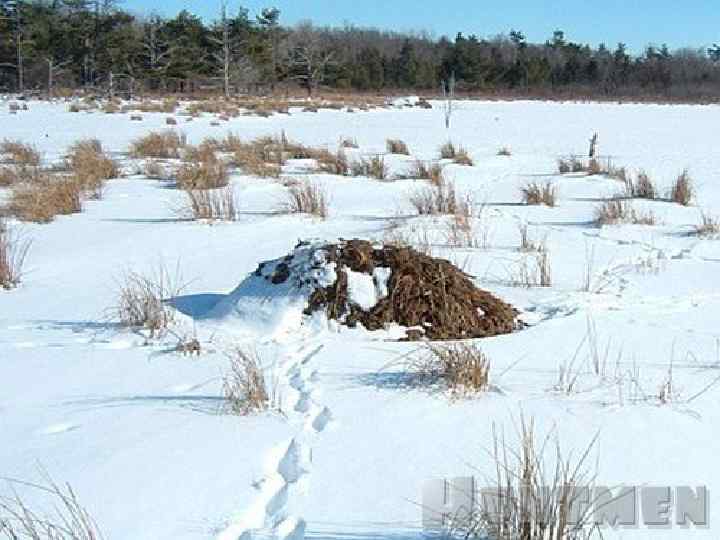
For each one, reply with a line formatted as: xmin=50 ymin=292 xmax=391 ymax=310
xmin=449 ymin=417 xmax=599 ymax=540
xmin=386 ymin=139 xmax=410 ymax=155
xmin=439 ymin=141 xmax=457 ymax=159
xmin=183 ymin=187 xmax=238 ymax=221
xmin=351 ymin=156 xmax=388 ymax=180
xmin=453 ymin=147 xmax=474 ymax=166
xmin=408 ymin=180 xmax=472 ymax=216
xmin=594 ymin=200 xmax=656 ymax=226
xmin=521 ymin=181 xmax=557 ymax=207
xmin=175 ymin=155 xmax=229 ymax=190
xmin=113 ymin=264 xmax=186 ymax=338
xmin=129 ymin=131 xmax=184 ymax=159
xmin=9 ymin=176 xmax=83 ymax=223
xmin=66 ymin=139 xmax=119 ymax=197
xmin=283 ymin=182 xmax=329 ymax=218
xmin=410 ymin=343 xmax=491 ymax=395
xmin=0 ymin=219 xmax=30 ymax=290
xmin=669 ymin=169 xmax=694 ymax=206
xmin=695 ymin=212 xmax=720 ymax=237
xmin=0 ymin=140 xmax=41 ymax=166
xmin=410 ymin=161 xmax=443 ymax=185
xmin=624 ymin=171 xmax=657 ymax=199
xmin=0 ymin=475 xmax=104 ymax=540
xmin=223 ymin=348 xmax=277 ymax=415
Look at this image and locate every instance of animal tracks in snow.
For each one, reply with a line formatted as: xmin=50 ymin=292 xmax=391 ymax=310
xmin=218 ymin=342 xmax=330 ymax=540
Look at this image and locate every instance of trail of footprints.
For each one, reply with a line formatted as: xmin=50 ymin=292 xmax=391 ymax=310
xmin=219 ymin=342 xmax=331 ymax=540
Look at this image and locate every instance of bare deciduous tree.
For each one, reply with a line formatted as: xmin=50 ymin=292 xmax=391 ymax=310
xmin=284 ymin=22 xmax=335 ymax=97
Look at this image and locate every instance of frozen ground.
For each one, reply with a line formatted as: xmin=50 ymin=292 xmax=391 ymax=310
xmin=1 ymin=98 xmax=719 ymax=539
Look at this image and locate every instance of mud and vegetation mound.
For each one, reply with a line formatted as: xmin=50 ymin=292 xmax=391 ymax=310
xmin=255 ymin=239 xmax=520 ymax=340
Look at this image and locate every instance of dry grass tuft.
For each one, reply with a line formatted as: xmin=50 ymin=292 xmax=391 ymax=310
xmin=695 ymin=212 xmax=720 ymax=237
xmin=521 ymin=181 xmax=557 ymax=207
xmin=175 ymin=155 xmax=229 ymax=190
xmin=129 ymin=131 xmax=184 ymax=159
xmin=625 ymin=170 xmax=657 ymax=199
xmin=0 ymin=474 xmax=104 ymax=539
xmin=113 ymin=264 xmax=185 ymax=338
xmin=66 ymin=139 xmax=119 ymax=197
xmin=183 ymin=187 xmax=238 ymax=221
xmin=0 ymin=140 xmax=41 ymax=167
xmin=9 ymin=176 xmax=83 ymax=223
xmin=439 ymin=141 xmax=456 ymax=159
xmin=408 ymin=180 xmax=471 ymax=216
xmin=410 ymin=161 xmax=443 ymax=185
xmin=0 ymin=219 xmax=30 ymax=290
xmin=607 ymin=164 xmax=628 ymax=182
xmin=410 ymin=343 xmax=491 ymax=395
xmin=453 ymin=147 xmax=474 ymax=166
xmin=669 ymin=169 xmax=694 ymax=206
xmin=497 ymin=147 xmax=512 ymax=156
xmin=223 ymin=348 xmax=276 ymax=415
xmin=595 ymin=200 xmax=656 ymax=226
xmin=386 ymin=139 xmax=410 ymax=155
xmin=446 ymin=416 xmax=599 ymax=540
xmin=587 ymin=158 xmax=602 ymax=175
xmin=314 ymin=149 xmax=349 ymax=175
xmin=283 ymin=182 xmax=329 ymax=218
xmin=351 ymin=156 xmax=388 ymax=180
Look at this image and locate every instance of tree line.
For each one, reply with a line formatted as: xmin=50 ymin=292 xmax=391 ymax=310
xmin=1 ymin=0 xmax=720 ymax=100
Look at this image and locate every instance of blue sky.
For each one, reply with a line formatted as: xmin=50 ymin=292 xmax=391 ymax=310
xmin=122 ymin=0 xmax=718 ymax=53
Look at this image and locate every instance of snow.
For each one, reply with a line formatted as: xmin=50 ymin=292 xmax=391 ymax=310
xmin=1 ymin=98 xmax=720 ymax=539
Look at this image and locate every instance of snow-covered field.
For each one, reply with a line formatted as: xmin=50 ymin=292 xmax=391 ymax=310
xmin=1 ymin=98 xmax=719 ymax=539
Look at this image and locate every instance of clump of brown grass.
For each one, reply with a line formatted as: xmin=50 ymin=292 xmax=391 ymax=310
xmin=0 ymin=166 xmax=26 ymax=186
xmin=410 ymin=160 xmax=443 ymax=185
xmin=183 ymin=141 xmax=218 ymax=163
xmin=594 ymin=200 xmax=656 ymax=226
xmin=314 ymin=149 xmax=349 ymax=175
xmin=66 ymin=139 xmax=119 ymax=197
xmin=669 ymin=169 xmax=694 ymax=206
xmin=558 ymin=157 xmax=587 ymax=174
xmin=283 ymin=182 xmax=329 ymax=218
xmin=0 ymin=140 xmax=41 ymax=166
xmin=439 ymin=141 xmax=456 ymax=159
xmin=113 ymin=264 xmax=185 ymax=338
xmin=625 ymin=170 xmax=657 ymax=199
xmin=0 ymin=219 xmax=30 ymax=290
xmin=446 ymin=417 xmax=599 ymax=540
xmin=587 ymin=158 xmax=603 ymax=175
xmin=386 ymin=139 xmax=410 ymax=155
xmin=223 ymin=348 xmax=276 ymax=415
xmin=175 ymin=155 xmax=229 ymax=190
xmin=351 ymin=156 xmax=388 ymax=180
xmin=9 ymin=176 xmax=83 ymax=223
xmin=453 ymin=147 xmax=474 ymax=166
xmin=0 ymin=474 xmax=104 ymax=539
xmin=408 ymin=180 xmax=471 ymax=216
xmin=129 ymin=131 xmax=184 ymax=159
xmin=695 ymin=212 xmax=720 ymax=237
xmin=409 ymin=343 xmax=491 ymax=395
xmin=183 ymin=187 xmax=238 ymax=221
xmin=521 ymin=181 xmax=557 ymax=207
